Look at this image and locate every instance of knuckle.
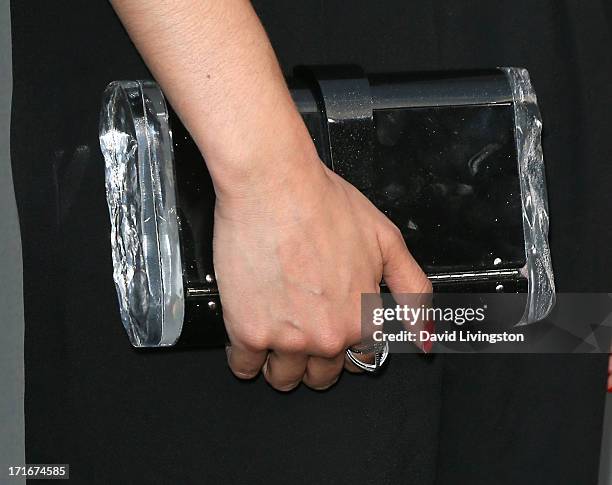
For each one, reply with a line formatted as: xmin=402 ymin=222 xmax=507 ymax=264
xmin=239 ymin=330 xmax=269 ymax=352
xmin=276 ymin=334 xmax=308 ymax=354
xmin=387 ymin=223 xmax=405 ymax=243
xmin=316 ymin=332 xmax=346 ymax=358
xmin=331 ymin=311 xmax=361 ymax=348
xmin=380 ymin=223 xmax=407 ymax=255
xmin=347 ymin=325 xmax=363 ymax=347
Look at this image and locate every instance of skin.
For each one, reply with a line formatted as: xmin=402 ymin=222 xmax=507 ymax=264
xmin=111 ymin=0 xmax=612 ymax=392
xmin=111 ymin=0 xmax=431 ymax=391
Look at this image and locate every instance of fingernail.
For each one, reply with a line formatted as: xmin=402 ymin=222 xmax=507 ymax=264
xmin=311 ymin=375 xmax=340 ymax=391
xmin=278 ymin=381 xmax=301 ymax=392
xmin=423 ymin=320 xmax=435 ymax=354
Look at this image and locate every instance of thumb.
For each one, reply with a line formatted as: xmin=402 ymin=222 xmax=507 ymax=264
xmin=380 ymin=225 xmax=431 ymax=295
xmin=380 ymin=225 xmax=434 ymax=352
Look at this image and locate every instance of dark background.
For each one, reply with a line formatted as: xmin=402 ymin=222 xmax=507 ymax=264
xmin=10 ymin=1 xmax=612 ymax=483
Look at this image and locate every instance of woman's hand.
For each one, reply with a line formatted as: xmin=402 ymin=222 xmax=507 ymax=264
xmin=111 ymin=0 xmax=430 ymax=390
xmin=214 ymin=156 xmax=430 ymax=391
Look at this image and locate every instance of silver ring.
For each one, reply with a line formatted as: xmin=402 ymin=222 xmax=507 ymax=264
xmin=345 ymin=341 xmax=389 ymax=373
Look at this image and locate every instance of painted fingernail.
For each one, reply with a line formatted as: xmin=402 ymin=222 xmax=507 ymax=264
xmin=423 ymin=320 xmax=435 ymax=353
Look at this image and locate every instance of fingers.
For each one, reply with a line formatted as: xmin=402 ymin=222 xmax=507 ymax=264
xmin=608 ymin=354 xmax=612 ymax=392
xmin=303 ymin=354 xmax=345 ymax=390
xmin=381 ymin=226 xmax=432 ymax=296
xmin=344 ymin=350 xmax=374 ymax=373
xmin=345 ymin=289 xmax=382 ymax=373
xmin=229 ymin=348 xmax=348 ymax=391
xmin=263 ymin=351 xmax=308 ymax=391
xmin=226 ymin=344 xmax=268 ymax=380
xmin=226 ymin=343 xmax=310 ymax=392
xmin=380 ymin=225 xmax=432 ymax=352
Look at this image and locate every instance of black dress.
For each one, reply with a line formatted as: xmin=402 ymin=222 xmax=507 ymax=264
xmin=10 ymin=1 xmax=610 ymax=483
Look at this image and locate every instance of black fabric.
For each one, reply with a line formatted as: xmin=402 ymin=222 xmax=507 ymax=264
xmin=10 ymin=1 xmax=610 ymax=484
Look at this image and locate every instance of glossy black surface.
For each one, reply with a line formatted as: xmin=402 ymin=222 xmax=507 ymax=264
xmin=374 ymin=103 xmax=524 ymax=275
xmin=169 ymin=69 xmax=527 ymax=346
xmin=169 ymin=111 xmax=224 ymax=344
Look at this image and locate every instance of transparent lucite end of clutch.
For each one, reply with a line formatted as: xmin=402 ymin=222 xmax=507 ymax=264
xmin=99 ymin=81 xmax=184 ymax=347
xmin=502 ymin=68 xmax=556 ymax=324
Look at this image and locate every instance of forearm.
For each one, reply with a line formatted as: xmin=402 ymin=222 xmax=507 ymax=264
xmin=110 ymin=0 xmax=318 ymax=198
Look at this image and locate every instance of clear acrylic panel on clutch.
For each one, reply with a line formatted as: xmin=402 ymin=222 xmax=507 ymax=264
xmin=99 ymin=80 xmax=184 ymax=347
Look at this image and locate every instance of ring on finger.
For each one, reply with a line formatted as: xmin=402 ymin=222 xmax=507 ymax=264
xmin=345 ymin=341 xmax=389 ymax=373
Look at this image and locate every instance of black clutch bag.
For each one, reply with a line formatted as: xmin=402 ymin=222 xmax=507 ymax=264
xmin=99 ymin=67 xmax=555 ymax=348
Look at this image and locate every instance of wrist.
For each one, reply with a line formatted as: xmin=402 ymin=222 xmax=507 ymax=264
xmin=203 ymin=115 xmax=323 ymax=205
xmin=211 ymin=140 xmax=331 ymax=224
